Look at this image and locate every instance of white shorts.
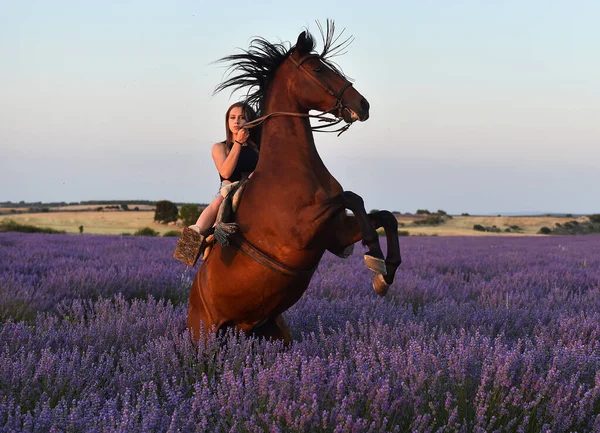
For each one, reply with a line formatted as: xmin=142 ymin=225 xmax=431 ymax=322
xmin=217 ymin=181 xmax=239 ymax=199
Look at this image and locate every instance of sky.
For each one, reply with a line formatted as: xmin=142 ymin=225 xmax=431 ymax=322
xmin=1 ymin=0 xmax=599 ymax=215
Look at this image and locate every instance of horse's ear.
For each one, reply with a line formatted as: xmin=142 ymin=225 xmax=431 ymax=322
xmin=295 ymin=31 xmax=311 ymax=55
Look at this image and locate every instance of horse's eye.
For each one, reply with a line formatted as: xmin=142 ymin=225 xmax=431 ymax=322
xmin=313 ymin=67 xmax=321 ymax=73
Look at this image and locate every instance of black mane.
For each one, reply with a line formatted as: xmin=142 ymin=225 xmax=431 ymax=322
xmin=214 ymin=20 xmax=352 ymax=114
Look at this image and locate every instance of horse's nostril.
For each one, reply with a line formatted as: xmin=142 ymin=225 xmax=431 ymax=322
xmin=361 ymin=98 xmax=370 ymax=112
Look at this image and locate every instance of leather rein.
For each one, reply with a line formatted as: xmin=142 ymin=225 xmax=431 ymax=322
xmin=242 ymin=53 xmax=355 ymax=136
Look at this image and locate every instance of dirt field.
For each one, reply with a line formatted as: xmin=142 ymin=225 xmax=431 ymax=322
xmin=1 ymin=209 xmax=587 ymax=236
xmin=2 ymin=211 xmax=180 ymax=235
xmin=396 ymin=215 xmax=582 ymax=236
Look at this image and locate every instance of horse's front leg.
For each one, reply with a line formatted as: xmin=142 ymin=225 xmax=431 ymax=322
xmin=326 ymin=193 xmax=401 ymax=296
xmin=326 ymin=191 xmax=386 ymax=275
xmin=368 ymin=210 xmax=402 ymax=295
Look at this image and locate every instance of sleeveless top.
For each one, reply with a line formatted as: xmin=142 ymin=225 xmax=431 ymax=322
xmin=219 ymin=141 xmax=259 ymax=183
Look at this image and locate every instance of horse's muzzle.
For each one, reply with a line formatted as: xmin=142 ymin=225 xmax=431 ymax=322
xmin=343 ymin=106 xmax=369 ymax=123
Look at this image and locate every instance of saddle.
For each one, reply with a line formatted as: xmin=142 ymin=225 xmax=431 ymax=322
xmin=173 ymin=178 xmax=250 ymax=267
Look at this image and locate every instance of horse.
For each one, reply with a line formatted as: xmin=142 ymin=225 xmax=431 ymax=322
xmin=188 ymin=22 xmax=401 ymax=343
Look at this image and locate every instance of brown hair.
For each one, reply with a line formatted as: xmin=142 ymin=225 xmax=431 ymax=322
xmin=224 ymin=102 xmax=259 ymax=150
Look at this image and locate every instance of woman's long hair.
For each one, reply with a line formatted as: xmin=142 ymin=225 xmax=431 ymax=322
xmin=224 ymin=102 xmax=260 ymax=152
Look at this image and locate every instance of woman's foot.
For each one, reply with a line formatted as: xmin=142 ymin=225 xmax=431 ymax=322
xmin=188 ymin=224 xmax=201 ymax=234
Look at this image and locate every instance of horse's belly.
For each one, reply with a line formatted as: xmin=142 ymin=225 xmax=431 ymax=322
xmin=202 ymin=244 xmax=314 ymax=323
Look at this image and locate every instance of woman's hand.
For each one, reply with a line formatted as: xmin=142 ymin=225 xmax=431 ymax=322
xmin=235 ymin=128 xmax=249 ymax=144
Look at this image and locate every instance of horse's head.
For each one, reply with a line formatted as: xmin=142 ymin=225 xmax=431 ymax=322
xmin=288 ymin=31 xmax=370 ymax=123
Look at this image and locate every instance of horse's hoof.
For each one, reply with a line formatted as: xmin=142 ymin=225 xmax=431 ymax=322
xmin=364 ymin=254 xmax=387 ymax=276
xmin=372 ymin=273 xmax=390 ymax=296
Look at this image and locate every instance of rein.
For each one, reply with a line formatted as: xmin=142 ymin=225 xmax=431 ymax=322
xmin=241 ymin=54 xmax=354 ymax=136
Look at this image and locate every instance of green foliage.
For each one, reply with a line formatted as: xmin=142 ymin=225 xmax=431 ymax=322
xmin=162 ymin=230 xmax=181 ymax=237
xmin=474 ymin=225 xmax=501 ymax=233
xmin=437 ymin=209 xmax=447 ymax=216
xmin=414 ymin=215 xmax=444 ymax=225
xmin=566 ymin=213 xmax=573 ymax=218
xmin=120 ymin=203 xmax=130 ymax=211
xmin=538 ymin=227 xmax=552 ymax=235
xmin=79 ymin=225 xmax=84 ymax=234
xmin=179 ymin=204 xmax=203 ymax=226
xmin=462 ymin=213 xmax=470 ymax=216
xmin=543 ymin=219 xmax=600 ymax=235
xmin=0 ymin=219 xmax=66 ymax=234
xmin=154 ymin=200 xmax=178 ymax=223
xmin=416 ymin=209 xmax=431 ymax=215
xmin=589 ymin=214 xmax=600 ymax=223
xmin=133 ymin=227 xmax=159 ymax=237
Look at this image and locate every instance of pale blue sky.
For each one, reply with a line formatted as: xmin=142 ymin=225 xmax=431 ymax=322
xmin=1 ymin=1 xmax=598 ymax=214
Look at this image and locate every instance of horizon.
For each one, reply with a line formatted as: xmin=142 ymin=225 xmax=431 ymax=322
xmin=1 ymin=1 xmax=598 ymax=214
xmin=0 ymin=198 xmax=595 ymax=217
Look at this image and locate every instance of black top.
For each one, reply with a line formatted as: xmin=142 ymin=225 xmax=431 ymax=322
xmin=219 ymin=141 xmax=259 ymax=183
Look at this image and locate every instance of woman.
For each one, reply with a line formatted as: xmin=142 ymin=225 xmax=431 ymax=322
xmin=190 ymin=102 xmax=259 ymax=236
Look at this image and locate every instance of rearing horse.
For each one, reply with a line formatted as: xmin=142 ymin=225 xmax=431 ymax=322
xmin=188 ymin=23 xmax=401 ymax=343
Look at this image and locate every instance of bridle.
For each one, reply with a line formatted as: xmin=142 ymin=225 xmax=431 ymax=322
xmin=242 ymin=53 xmax=355 ymax=136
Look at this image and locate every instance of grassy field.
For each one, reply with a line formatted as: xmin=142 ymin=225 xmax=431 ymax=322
xmin=396 ymin=214 xmax=582 ymax=236
xmin=1 ymin=207 xmax=588 ymax=236
xmin=1 ymin=211 xmax=179 ymax=235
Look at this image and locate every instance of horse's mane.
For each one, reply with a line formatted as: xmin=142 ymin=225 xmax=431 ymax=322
xmin=214 ymin=20 xmax=352 ymax=114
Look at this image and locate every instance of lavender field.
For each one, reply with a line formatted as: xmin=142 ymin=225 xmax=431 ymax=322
xmin=1 ymin=233 xmax=600 ymax=432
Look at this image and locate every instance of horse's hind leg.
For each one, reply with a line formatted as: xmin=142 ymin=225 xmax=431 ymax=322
xmin=330 ymin=191 xmax=387 ymax=275
xmin=187 ymin=275 xmax=214 ymax=342
xmin=251 ymin=315 xmax=292 ymax=345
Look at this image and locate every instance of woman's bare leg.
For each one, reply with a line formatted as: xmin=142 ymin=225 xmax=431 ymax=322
xmin=192 ymin=195 xmax=224 ymax=233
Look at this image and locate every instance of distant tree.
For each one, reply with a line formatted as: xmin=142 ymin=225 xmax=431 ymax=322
xmin=120 ymin=204 xmax=130 ymax=211
xmin=96 ymin=207 xmax=103 ymax=212
xmin=436 ymin=209 xmax=447 ymax=216
xmin=134 ymin=227 xmax=159 ymax=236
xmin=179 ymin=204 xmax=203 ymax=226
xmin=154 ymin=200 xmax=178 ymax=223
xmin=133 ymin=207 xmax=140 ymax=211
xmin=566 ymin=213 xmax=573 ymax=218
xmin=416 ymin=209 xmax=430 ymax=215
xmin=461 ymin=213 xmax=470 ymax=216
xmin=473 ymin=224 xmax=485 ymax=232
xmin=538 ymin=227 xmax=552 ymax=235
xmin=79 ymin=225 xmax=84 ymax=234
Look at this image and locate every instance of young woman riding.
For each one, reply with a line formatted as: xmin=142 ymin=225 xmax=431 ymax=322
xmin=190 ymin=102 xmax=259 ymax=238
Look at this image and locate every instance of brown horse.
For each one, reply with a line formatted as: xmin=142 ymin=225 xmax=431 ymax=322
xmin=188 ymin=22 xmax=401 ymax=343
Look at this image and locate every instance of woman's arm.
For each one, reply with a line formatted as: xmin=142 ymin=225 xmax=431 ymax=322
xmin=212 ymin=129 xmax=249 ymax=179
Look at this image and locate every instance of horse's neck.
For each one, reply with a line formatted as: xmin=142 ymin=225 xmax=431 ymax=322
xmin=259 ymin=91 xmax=325 ymax=175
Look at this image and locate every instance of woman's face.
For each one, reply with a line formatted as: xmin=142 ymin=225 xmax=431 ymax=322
xmin=228 ymin=106 xmax=247 ymax=135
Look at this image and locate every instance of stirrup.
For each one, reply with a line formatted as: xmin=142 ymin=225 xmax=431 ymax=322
xmin=173 ymin=227 xmax=206 ymax=267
